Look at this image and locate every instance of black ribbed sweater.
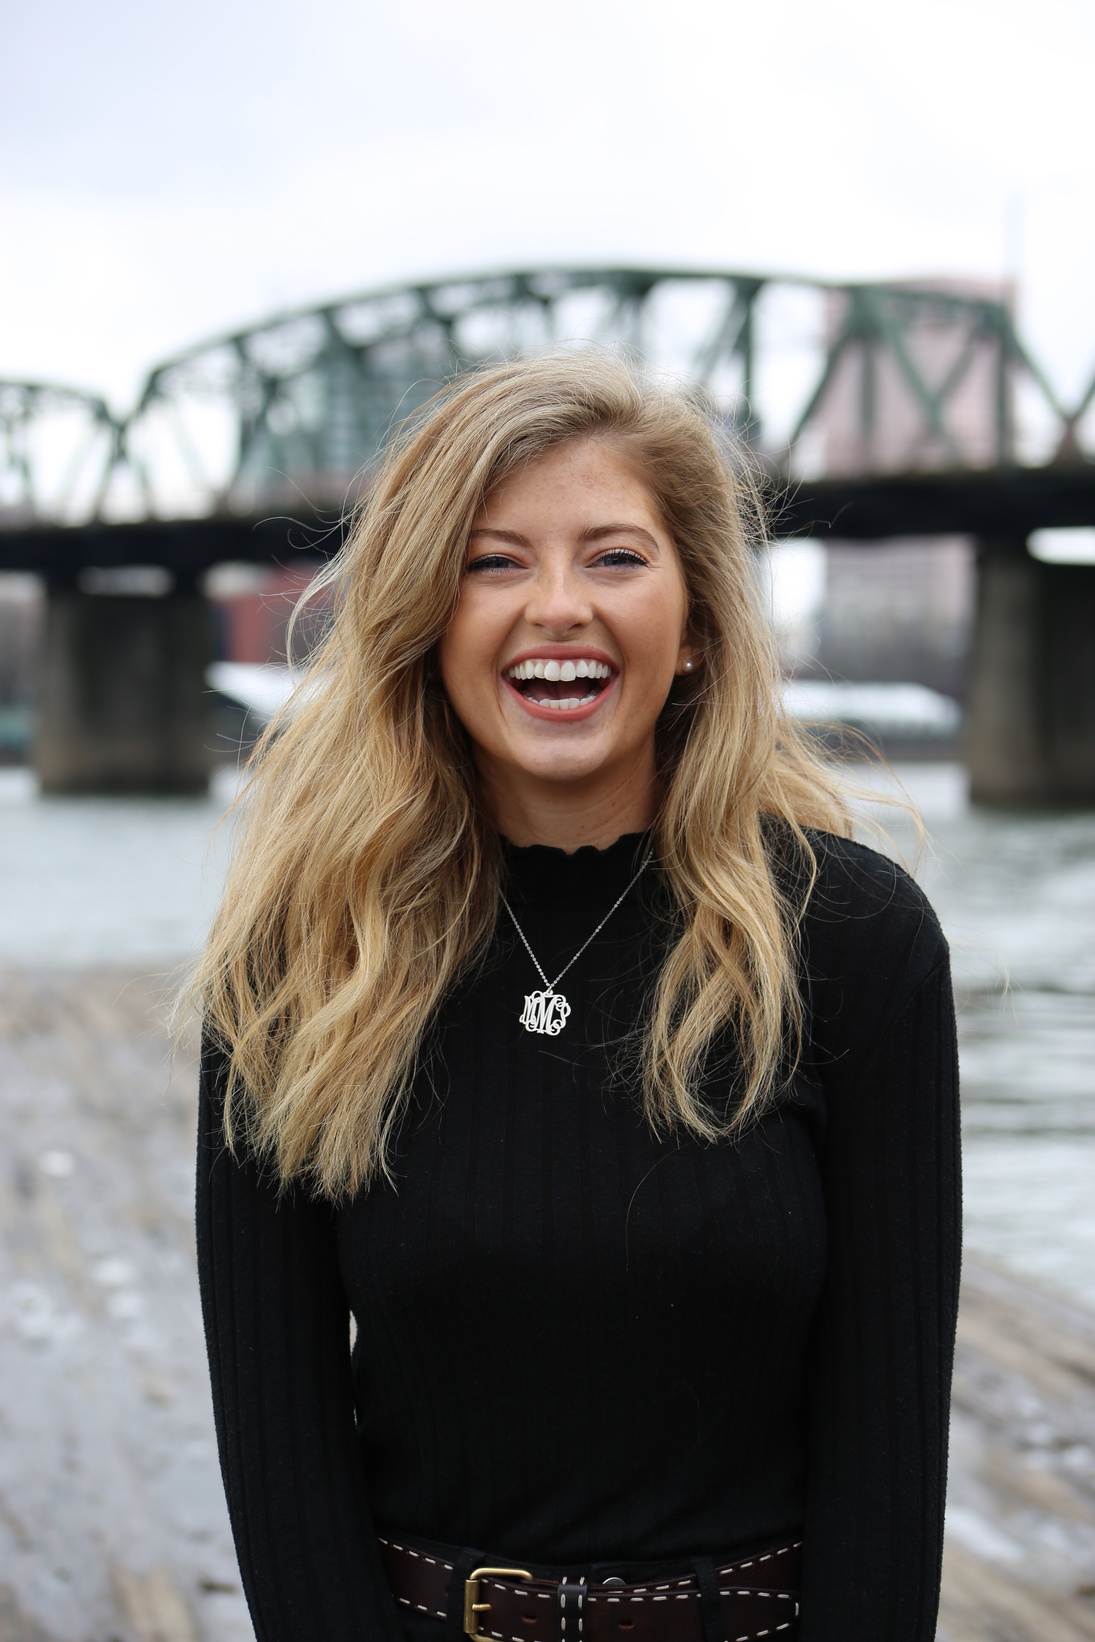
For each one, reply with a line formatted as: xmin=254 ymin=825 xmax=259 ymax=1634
xmin=196 ymin=830 xmax=961 ymax=1642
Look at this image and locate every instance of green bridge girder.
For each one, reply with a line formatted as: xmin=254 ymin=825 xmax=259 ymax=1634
xmin=2 ymin=266 xmax=1094 ymax=527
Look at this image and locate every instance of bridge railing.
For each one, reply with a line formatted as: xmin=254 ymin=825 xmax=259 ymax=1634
xmin=3 ymin=268 xmax=1094 ymax=527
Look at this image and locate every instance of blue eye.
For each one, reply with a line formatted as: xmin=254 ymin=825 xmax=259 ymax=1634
xmin=597 ymin=549 xmax=646 ymax=567
xmin=466 ymin=554 xmax=516 ymax=573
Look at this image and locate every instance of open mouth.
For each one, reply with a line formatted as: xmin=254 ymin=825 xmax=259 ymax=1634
xmin=503 ymin=655 xmax=618 ymax=713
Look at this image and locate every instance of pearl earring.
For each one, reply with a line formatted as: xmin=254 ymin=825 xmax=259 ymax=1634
xmin=683 ymin=660 xmax=694 ymax=671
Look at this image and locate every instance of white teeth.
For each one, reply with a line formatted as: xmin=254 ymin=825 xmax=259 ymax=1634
xmin=528 ymin=693 xmax=598 ymax=710
xmin=506 ymin=657 xmax=615 ymax=682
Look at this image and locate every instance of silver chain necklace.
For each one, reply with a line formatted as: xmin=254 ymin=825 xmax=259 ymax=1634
xmin=499 ymin=849 xmax=651 ymax=1037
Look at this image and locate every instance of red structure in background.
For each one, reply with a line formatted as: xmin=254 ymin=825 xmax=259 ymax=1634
xmin=207 ymin=565 xmax=330 ymax=665
xmin=798 ymin=277 xmax=1013 ymax=705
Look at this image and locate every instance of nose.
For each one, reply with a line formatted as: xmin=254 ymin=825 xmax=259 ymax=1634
xmin=523 ymin=556 xmax=593 ymax=637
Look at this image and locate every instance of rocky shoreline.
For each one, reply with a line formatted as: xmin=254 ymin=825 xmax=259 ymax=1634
xmin=942 ymin=1258 xmax=1095 ymax=1640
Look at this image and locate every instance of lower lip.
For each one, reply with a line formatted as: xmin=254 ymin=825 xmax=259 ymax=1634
xmin=502 ymin=673 xmax=618 ymax=722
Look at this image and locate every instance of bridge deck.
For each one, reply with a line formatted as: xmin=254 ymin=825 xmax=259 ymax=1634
xmin=3 ymin=465 xmax=1095 ymax=577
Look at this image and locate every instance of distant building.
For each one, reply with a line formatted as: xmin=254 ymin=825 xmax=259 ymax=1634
xmin=0 ymin=575 xmax=42 ymax=763
xmin=818 ymin=538 xmax=974 ymax=700
xmin=206 ymin=564 xmax=329 ymax=667
xmin=809 ymin=277 xmax=1010 ymax=700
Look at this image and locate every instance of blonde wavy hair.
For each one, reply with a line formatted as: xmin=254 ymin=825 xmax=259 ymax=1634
xmin=195 ymin=351 xmax=853 ymax=1198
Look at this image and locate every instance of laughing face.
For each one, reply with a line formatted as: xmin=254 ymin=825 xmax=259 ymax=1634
xmin=438 ymin=437 xmax=695 ymax=844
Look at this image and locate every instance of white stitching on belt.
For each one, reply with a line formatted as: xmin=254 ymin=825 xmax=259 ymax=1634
xmin=390 ymin=1595 xmax=447 ymax=1620
xmin=378 ymin=1537 xmax=454 ymax=1575
xmin=483 ymin=1581 xmax=551 ymax=1600
xmin=717 ymin=1540 xmax=800 ymax=1577
xmin=590 ymin=1592 xmax=698 ymax=1606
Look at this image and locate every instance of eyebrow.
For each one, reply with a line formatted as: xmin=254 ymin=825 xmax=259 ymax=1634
xmin=468 ymin=524 xmax=661 ymax=551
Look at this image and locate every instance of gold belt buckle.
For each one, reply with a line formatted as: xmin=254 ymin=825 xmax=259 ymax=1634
xmin=463 ymin=1566 xmax=534 ymax=1642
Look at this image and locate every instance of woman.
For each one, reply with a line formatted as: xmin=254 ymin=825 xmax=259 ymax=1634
xmin=195 ymin=353 xmax=960 ymax=1642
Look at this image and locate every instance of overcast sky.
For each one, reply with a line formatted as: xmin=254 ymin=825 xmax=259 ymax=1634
xmin=3 ymin=0 xmax=1094 ymax=413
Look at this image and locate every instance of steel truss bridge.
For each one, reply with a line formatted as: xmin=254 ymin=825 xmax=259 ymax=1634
xmin=3 ymin=266 xmax=1095 ymax=536
xmin=2 ymin=265 xmax=1095 ymax=804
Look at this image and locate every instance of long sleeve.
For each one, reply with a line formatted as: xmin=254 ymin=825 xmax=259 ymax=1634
xmin=799 ymin=844 xmax=962 ymax=1640
xmin=195 ymin=1038 xmax=404 ymax=1642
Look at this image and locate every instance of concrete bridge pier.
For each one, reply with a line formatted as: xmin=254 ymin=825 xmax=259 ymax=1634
xmin=35 ymin=575 xmax=215 ymax=795
xmin=966 ymin=540 xmax=1095 ymax=804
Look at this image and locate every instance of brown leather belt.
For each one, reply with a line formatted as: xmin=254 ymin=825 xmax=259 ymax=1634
xmin=379 ymin=1533 xmax=801 ymax=1642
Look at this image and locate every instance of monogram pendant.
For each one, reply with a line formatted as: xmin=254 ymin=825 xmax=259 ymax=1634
xmin=519 ymin=988 xmax=572 ymax=1036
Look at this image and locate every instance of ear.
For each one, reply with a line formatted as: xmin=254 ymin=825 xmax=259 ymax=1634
xmin=675 ymin=641 xmax=700 ymax=676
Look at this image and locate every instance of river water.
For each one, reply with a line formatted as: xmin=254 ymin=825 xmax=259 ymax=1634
xmin=1 ymin=762 xmax=1092 ymax=1307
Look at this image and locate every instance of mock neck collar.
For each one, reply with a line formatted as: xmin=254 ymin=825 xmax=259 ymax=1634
xmin=500 ymin=830 xmax=652 ymax=904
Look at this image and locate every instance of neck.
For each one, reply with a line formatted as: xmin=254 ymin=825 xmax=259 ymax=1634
xmin=477 ymin=760 xmax=660 ymax=852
